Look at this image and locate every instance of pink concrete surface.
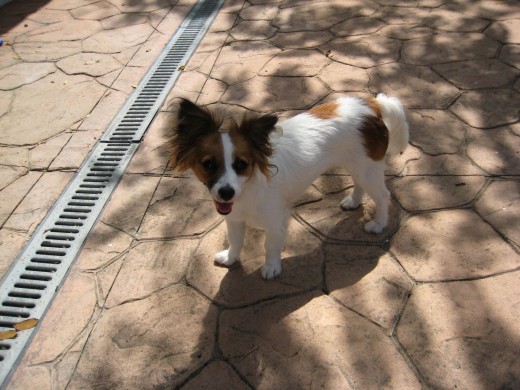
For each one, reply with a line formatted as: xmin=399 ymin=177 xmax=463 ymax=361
xmin=1 ymin=0 xmax=519 ymax=389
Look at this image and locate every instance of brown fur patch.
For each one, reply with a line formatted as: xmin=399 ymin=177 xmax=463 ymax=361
xmin=168 ymin=99 xmax=226 ymax=189
xmin=227 ymin=131 xmax=257 ymax=179
xmin=229 ymin=114 xmax=278 ymax=178
xmin=360 ymin=97 xmax=389 ymax=161
xmin=308 ymin=101 xmax=339 ymax=120
xmin=188 ymin=132 xmax=225 ymax=188
xmin=169 ymin=99 xmax=278 ymax=184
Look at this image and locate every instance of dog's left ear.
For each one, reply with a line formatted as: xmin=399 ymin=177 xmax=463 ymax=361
xmin=238 ymin=114 xmax=278 ymax=178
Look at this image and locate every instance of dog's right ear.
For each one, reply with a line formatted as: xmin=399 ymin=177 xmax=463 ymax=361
xmin=168 ymin=99 xmax=221 ymax=172
xmin=177 ymin=99 xmax=219 ymax=135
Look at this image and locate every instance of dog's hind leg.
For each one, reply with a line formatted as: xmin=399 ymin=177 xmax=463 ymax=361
xmin=364 ymin=186 xmax=390 ymax=234
xmin=361 ymin=164 xmax=390 ymax=234
xmin=345 ymin=161 xmax=390 ymax=234
xmin=215 ymin=220 xmax=246 ymax=266
xmin=340 ymin=177 xmax=364 ymax=210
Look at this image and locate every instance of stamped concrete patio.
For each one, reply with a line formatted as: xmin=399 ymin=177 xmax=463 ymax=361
xmin=1 ymin=0 xmax=520 ymax=388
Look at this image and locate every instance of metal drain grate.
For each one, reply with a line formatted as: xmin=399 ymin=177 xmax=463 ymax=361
xmin=0 ymin=0 xmax=224 ymax=386
xmin=101 ymin=0 xmax=223 ymax=143
xmin=0 ymin=142 xmax=137 ymax=382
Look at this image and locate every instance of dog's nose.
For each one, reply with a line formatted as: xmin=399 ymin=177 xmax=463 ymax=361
xmin=218 ymin=185 xmax=235 ymax=201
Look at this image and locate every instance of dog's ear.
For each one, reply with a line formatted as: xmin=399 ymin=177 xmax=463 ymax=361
xmin=177 ymin=99 xmax=219 ymax=136
xmin=169 ymin=99 xmax=221 ymax=172
xmin=238 ymin=113 xmax=278 ymax=178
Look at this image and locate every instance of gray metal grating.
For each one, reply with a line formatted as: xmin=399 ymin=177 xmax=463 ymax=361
xmin=101 ymin=0 xmax=223 ymax=143
xmin=0 ymin=141 xmax=137 ymax=377
xmin=0 ymin=0 xmax=224 ymax=386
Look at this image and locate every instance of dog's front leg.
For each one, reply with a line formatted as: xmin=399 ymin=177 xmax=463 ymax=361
xmin=261 ymin=223 xmax=288 ymax=280
xmin=215 ymin=219 xmax=245 ymax=267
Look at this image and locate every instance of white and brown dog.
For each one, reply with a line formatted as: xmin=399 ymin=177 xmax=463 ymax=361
xmin=169 ymin=94 xmax=409 ymax=279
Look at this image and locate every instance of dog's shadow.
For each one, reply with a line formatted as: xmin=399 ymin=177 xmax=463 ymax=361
xmin=184 ymin=184 xmax=409 ymax=387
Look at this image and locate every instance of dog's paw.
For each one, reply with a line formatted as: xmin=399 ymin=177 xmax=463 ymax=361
xmin=364 ymin=220 xmax=384 ymax=234
xmin=340 ymin=196 xmax=360 ymax=210
xmin=214 ymin=250 xmax=238 ymax=267
xmin=261 ymin=262 xmax=282 ymax=280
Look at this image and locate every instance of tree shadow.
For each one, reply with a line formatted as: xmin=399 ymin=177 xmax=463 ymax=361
xmin=0 ymin=0 xmax=51 ymax=36
xmin=172 ymin=0 xmax=520 ymax=388
xmin=15 ymin=0 xmax=520 ymax=388
xmin=181 ymin=211 xmax=405 ymax=388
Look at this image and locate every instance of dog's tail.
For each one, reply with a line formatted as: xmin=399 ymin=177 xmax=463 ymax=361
xmin=376 ymin=93 xmax=409 ymax=157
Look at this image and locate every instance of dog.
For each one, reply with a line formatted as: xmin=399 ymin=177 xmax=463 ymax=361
xmin=169 ymin=94 xmax=409 ymax=279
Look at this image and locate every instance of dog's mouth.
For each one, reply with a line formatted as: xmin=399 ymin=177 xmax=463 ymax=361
xmin=214 ymin=201 xmax=233 ymax=215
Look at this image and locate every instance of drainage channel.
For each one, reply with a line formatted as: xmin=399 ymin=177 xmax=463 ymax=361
xmin=0 ymin=0 xmax=224 ymax=385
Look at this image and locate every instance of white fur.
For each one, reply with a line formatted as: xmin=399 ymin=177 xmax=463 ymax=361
xmin=210 ymin=132 xmax=247 ymax=203
xmin=376 ymin=94 xmax=409 ymax=156
xmin=214 ymin=94 xmax=409 ymax=279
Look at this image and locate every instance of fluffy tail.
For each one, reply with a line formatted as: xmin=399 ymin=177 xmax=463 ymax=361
xmin=376 ymin=93 xmax=409 ymax=157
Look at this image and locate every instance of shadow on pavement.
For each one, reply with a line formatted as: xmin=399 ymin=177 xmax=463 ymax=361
xmin=28 ymin=0 xmax=520 ymax=388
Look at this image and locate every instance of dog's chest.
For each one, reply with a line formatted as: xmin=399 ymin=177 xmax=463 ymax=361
xmin=228 ymin=189 xmax=287 ymax=230
xmin=228 ymin=200 xmax=266 ymax=229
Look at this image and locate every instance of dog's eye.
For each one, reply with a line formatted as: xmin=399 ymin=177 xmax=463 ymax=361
xmin=233 ymin=159 xmax=248 ymax=173
xmin=201 ymin=159 xmax=216 ymax=172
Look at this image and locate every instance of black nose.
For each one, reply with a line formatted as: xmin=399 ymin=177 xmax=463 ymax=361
xmin=218 ymin=185 xmax=235 ymax=201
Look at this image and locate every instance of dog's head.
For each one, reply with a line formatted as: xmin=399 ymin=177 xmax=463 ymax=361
xmin=169 ymin=99 xmax=278 ymax=215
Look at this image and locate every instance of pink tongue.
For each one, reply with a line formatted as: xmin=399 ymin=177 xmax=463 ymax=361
xmin=216 ymin=201 xmax=233 ymax=214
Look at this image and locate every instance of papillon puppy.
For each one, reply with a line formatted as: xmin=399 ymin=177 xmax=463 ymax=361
xmin=169 ymin=94 xmax=409 ymax=279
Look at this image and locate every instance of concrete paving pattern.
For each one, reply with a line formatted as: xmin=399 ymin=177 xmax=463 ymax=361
xmin=1 ymin=0 xmax=519 ymax=388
